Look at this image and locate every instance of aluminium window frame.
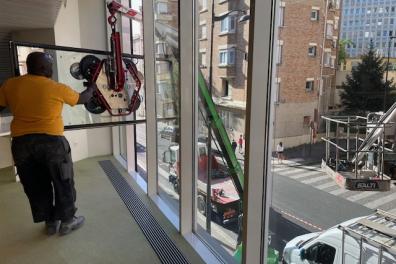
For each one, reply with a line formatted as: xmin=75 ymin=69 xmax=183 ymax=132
xmin=140 ymin=0 xmax=276 ymax=263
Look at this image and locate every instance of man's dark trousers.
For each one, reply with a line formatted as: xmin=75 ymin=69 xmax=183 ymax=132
xmin=11 ymin=134 xmax=77 ymax=223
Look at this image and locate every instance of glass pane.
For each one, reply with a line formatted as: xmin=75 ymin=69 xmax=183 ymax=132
xmin=157 ymin=119 xmax=180 ymax=214
xmin=120 ymin=126 xmax=128 ymax=160
xmin=153 ymin=0 xmax=181 ymax=216
xmin=195 ymin=0 xmax=250 ymax=263
xmin=268 ymin=1 xmax=396 ymax=264
xmin=1 ymin=45 xmax=145 ymax=133
xmin=136 ymin=123 xmax=147 ymax=181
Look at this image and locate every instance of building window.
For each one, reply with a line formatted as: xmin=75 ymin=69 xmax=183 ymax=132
xmin=220 ymin=16 xmax=236 ymax=34
xmin=308 ymin=45 xmax=317 ymax=56
xmin=332 ymin=38 xmax=337 ymax=48
xmin=324 ymin=52 xmax=331 ymax=66
xmin=219 ymin=48 xmax=235 ymax=65
xmin=306 ymin=80 xmax=314 ymax=91
xmin=275 ymin=78 xmax=281 ymax=103
xmin=330 ymin=56 xmax=336 ymax=68
xmin=156 ymin=2 xmax=168 ymax=14
xmin=334 ymin=17 xmax=339 ymax=30
xmin=199 ymin=24 xmax=207 ymax=39
xmin=326 ymin=23 xmax=333 ymax=38
xmin=277 ymin=42 xmax=283 ymax=64
xmin=222 ymin=79 xmax=231 ymax=97
xmin=335 ymin=0 xmax=340 ymax=9
xmin=199 ymin=52 xmax=206 ymax=67
xmin=200 ymin=0 xmax=207 ymax=11
xmin=279 ymin=6 xmax=285 ymax=27
xmin=156 ymin=61 xmax=169 ymax=74
xmin=311 ymin=9 xmax=319 ymax=21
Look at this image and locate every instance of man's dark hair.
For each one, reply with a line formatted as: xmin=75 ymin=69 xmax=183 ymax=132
xmin=26 ymin=52 xmax=53 ymax=77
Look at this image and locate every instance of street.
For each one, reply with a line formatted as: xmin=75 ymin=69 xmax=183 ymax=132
xmin=134 ymin=124 xmax=396 ymax=257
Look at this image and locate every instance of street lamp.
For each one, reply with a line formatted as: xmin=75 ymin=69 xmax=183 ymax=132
xmin=383 ymin=36 xmax=396 ymax=112
xmin=205 ymin=4 xmax=250 ymax=234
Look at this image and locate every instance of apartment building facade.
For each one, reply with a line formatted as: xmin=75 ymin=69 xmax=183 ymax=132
xmin=341 ymin=0 xmax=396 ymax=58
xmin=274 ymin=0 xmax=341 ymax=147
xmin=198 ymin=0 xmax=250 ymax=138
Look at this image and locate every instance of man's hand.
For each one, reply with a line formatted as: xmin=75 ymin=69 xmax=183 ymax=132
xmin=77 ymin=83 xmax=97 ymax=104
xmin=0 ymin=106 xmax=5 ymax=112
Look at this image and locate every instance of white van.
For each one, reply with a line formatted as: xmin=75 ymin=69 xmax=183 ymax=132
xmin=282 ymin=210 xmax=396 ymax=264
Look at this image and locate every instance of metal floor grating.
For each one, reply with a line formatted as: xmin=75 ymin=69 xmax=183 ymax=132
xmin=99 ymin=160 xmax=190 ymax=264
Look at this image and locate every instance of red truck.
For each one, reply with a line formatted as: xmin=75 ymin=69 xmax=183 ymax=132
xmin=163 ymin=142 xmax=241 ymax=225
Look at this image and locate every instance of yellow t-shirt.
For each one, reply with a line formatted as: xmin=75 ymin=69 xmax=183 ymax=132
xmin=0 ymin=74 xmax=79 ymax=137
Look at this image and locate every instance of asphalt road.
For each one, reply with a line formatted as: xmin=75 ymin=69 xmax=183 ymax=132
xmin=134 ymin=124 xmax=375 ymax=256
xmin=269 ymin=170 xmax=373 ymax=253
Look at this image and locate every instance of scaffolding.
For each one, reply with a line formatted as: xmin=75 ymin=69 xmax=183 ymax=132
xmin=321 ymin=105 xmax=396 ymax=191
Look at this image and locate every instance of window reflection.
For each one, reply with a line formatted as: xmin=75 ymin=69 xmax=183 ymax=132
xmin=153 ymin=0 xmax=181 ymax=216
xmin=195 ymin=0 xmax=250 ymax=263
xmin=270 ymin=0 xmax=396 ymax=263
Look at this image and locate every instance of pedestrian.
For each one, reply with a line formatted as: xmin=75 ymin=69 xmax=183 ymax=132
xmin=276 ymin=142 xmax=285 ymax=164
xmin=238 ymin=134 xmax=244 ymax=153
xmin=231 ymin=139 xmax=237 ymax=153
xmin=0 ymin=52 xmax=96 ymax=236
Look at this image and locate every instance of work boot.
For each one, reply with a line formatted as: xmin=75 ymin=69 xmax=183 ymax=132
xmin=59 ymin=216 xmax=85 ymax=236
xmin=45 ymin=220 xmax=60 ymax=236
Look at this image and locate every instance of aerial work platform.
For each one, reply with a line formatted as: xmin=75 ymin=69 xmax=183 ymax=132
xmin=321 ymin=103 xmax=396 ymax=191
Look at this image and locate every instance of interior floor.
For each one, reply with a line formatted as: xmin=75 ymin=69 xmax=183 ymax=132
xmin=0 ymin=156 xmax=204 ymax=264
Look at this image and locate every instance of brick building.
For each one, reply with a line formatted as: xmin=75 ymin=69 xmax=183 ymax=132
xmin=274 ymin=0 xmax=341 ymax=147
xmin=198 ymin=0 xmax=250 ymax=138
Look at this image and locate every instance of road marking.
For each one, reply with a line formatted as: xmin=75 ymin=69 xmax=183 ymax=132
xmin=272 ymin=165 xmax=319 ymax=173
xmin=280 ymin=209 xmax=323 ymax=231
xmin=347 ymin=191 xmax=379 ymax=202
xmin=364 ymin=191 xmax=396 ymax=209
xmin=330 ymin=188 xmax=349 ymax=196
xmin=288 ymin=170 xmax=323 ymax=180
xmin=272 ymin=166 xmax=298 ymax=173
xmin=280 ymin=167 xmax=321 ymax=176
xmin=302 ymin=175 xmax=331 ymax=184
xmin=315 ymin=181 xmax=337 ymax=190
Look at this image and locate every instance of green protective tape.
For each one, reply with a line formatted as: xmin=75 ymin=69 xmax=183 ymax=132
xmin=198 ymin=70 xmax=244 ymax=194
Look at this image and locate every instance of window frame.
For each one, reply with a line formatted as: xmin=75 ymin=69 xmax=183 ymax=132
xmin=306 ymin=80 xmax=315 ymax=91
xmin=218 ymin=48 xmax=236 ymax=66
xmin=311 ymin=9 xmax=320 ymax=21
xmin=308 ymin=45 xmax=317 ymax=57
xmin=220 ymin=15 xmax=237 ymax=34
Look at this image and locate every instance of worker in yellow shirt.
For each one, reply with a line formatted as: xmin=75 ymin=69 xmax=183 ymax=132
xmin=0 ymin=52 xmax=96 ymax=236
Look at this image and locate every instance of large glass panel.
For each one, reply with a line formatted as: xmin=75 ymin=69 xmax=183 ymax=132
xmin=195 ymin=0 xmax=250 ymax=263
xmin=1 ymin=44 xmax=145 ymax=133
xmin=268 ymin=0 xmax=396 ymax=263
xmin=153 ymin=0 xmax=181 ymax=216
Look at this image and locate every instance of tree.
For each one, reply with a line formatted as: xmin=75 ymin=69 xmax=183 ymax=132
xmin=340 ymin=41 xmax=396 ymax=115
xmin=338 ymin=39 xmax=354 ymax=65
